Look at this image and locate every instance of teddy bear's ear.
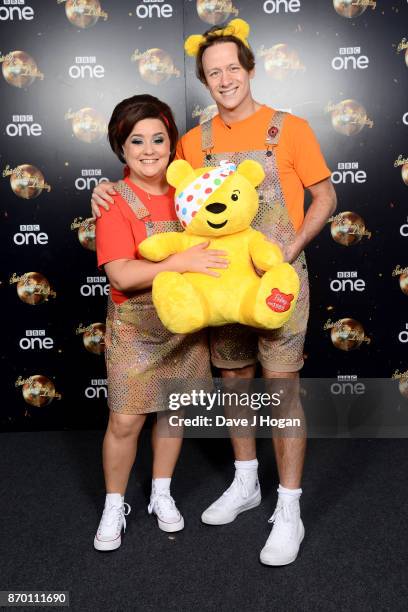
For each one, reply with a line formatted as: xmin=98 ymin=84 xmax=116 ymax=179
xmin=166 ymin=160 xmax=195 ymax=188
xmin=236 ymin=160 xmax=265 ymax=187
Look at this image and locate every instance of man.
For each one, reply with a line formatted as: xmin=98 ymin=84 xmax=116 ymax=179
xmin=91 ymin=18 xmax=336 ymax=566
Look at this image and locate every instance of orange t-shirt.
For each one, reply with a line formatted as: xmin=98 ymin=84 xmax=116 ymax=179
xmin=95 ymin=177 xmax=176 ymax=304
xmin=176 ymin=105 xmax=331 ymax=231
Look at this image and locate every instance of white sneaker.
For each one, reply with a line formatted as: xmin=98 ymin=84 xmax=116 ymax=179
xmin=148 ymin=492 xmax=184 ymax=533
xmin=201 ymin=473 xmax=261 ymax=525
xmin=259 ymin=498 xmax=305 ymax=566
xmin=94 ymin=496 xmax=131 ymax=552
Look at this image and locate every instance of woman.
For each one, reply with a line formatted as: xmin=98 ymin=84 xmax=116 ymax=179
xmin=94 ymin=94 xmax=227 ymax=551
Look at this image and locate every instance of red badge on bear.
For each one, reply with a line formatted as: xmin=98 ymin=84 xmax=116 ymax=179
xmin=266 ymin=288 xmax=294 ymax=313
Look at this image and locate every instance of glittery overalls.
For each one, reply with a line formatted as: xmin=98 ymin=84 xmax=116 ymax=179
xmin=201 ymin=111 xmax=310 ymax=372
xmin=104 ymin=180 xmax=212 ymax=414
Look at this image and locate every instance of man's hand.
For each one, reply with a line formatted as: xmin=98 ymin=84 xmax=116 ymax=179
xmin=91 ymin=181 xmax=117 ymax=218
xmin=283 ymin=177 xmax=337 ymax=262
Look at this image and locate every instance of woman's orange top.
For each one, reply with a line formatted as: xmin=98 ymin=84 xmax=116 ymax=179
xmin=95 ymin=177 xmax=176 ymax=304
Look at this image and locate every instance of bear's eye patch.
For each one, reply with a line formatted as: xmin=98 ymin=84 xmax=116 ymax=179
xmin=231 ymin=189 xmax=240 ymax=202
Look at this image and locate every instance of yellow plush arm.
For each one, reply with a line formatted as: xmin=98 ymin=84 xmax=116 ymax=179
xmin=248 ymin=230 xmax=284 ymax=271
xmin=138 ymin=232 xmax=185 ymax=262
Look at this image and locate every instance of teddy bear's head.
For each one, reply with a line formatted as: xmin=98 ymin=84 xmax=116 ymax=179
xmin=166 ymin=159 xmax=265 ymax=237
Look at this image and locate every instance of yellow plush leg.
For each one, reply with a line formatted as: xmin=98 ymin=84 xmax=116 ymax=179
xmin=152 ymin=272 xmax=208 ymax=334
xmin=252 ymin=263 xmax=300 ymax=329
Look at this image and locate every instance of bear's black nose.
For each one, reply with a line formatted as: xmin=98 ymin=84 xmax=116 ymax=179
xmin=205 ymin=202 xmax=226 ymax=214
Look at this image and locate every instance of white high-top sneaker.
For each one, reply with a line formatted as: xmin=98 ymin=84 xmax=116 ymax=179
xmin=94 ymin=495 xmax=131 ymax=552
xmin=148 ymin=492 xmax=184 ymax=533
xmin=201 ymin=473 xmax=261 ymax=525
xmin=259 ymin=498 xmax=305 ymax=566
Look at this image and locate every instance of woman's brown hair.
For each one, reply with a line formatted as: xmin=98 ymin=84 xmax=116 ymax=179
xmin=108 ymin=94 xmax=178 ymax=164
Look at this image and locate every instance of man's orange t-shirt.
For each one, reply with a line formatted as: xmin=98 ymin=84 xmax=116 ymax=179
xmin=176 ymin=105 xmax=331 ymax=231
xmin=95 ymin=177 xmax=176 ymax=304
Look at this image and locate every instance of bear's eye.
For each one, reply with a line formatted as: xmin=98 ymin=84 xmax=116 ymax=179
xmin=231 ymin=193 xmax=239 ymax=202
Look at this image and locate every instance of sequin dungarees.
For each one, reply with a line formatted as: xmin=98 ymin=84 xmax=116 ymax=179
xmin=201 ymin=111 xmax=310 ymax=372
xmin=104 ymin=180 xmax=212 ymax=414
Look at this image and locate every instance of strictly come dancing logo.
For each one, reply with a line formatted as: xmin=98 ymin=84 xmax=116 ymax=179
xmin=196 ymin=0 xmax=239 ymax=24
xmin=328 ymin=212 xmax=371 ymax=246
xmin=325 ymin=99 xmax=373 ymax=136
xmin=3 ymin=164 xmax=51 ymax=199
xmin=71 ymin=218 xmax=96 ymax=251
xmin=394 ymin=155 xmax=408 ymax=186
xmin=131 ymin=48 xmax=180 ymax=85
xmin=58 ymin=0 xmax=108 ymax=28
xmin=15 ymin=375 xmax=61 ymax=407
xmin=392 ymin=370 xmax=408 ymax=399
xmin=76 ymin=323 xmax=106 ymax=354
xmin=333 ymin=0 xmax=376 ymax=19
xmin=392 ymin=265 xmax=408 ymax=296
xmin=0 ymin=50 xmax=43 ymax=88
xmin=192 ymin=104 xmax=218 ymax=125
xmin=324 ymin=318 xmax=371 ymax=351
xmin=257 ymin=44 xmax=305 ymax=81
xmin=9 ymin=272 xmax=56 ymax=305
xmin=65 ymin=108 xmax=107 ymax=143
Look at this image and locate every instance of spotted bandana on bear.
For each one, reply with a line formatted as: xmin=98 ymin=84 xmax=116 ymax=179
xmin=175 ymin=160 xmax=236 ymax=228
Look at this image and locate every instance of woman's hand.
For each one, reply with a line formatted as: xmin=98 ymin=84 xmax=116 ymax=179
xmin=91 ymin=181 xmax=117 ymax=218
xmin=168 ymin=242 xmax=228 ymax=278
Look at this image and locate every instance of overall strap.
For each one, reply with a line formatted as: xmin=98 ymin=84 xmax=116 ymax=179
xmin=115 ymin=180 xmax=150 ymax=220
xmin=201 ymin=118 xmax=214 ymax=154
xmin=265 ymin=110 xmax=287 ymax=147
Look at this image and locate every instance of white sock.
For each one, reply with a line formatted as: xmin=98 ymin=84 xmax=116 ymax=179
xmin=234 ymin=459 xmax=259 ymax=493
xmin=152 ymin=477 xmax=171 ymax=495
xmin=105 ymin=493 xmax=123 ymax=506
xmin=277 ymin=484 xmax=302 ymax=504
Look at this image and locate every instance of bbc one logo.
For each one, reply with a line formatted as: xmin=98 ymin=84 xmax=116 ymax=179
xmin=331 ymin=375 xmax=365 ymax=396
xmin=403 ymin=112 xmax=408 ymax=126
xmin=263 ymin=0 xmax=301 ymax=13
xmin=13 ymin=224 xmax=48 ymax=246
xmin=331 ymin=47 xmax=369 ymax=71
xmin=6 ymin=115 xmax=42 ymax=137
xmin=134 ymin=0 xmax=173 ymax=18
xmin=68 ymin=56 xmax=105 ymax=80
xmin=19 ymin=329 xmax=54 ymax=351
xmin=0 ymin=0 xmax=34 ymax=21
xmin=330 ymin=271 xmax=365 ymax=293
xmin=400 ymin=217 xmax=408 ymax=237
xmin=398 ymin=323 xmax=408 ymax=344
xmin=80 ymin=276 xmax=109 ymax=297
xmin=85 ymin=378 xmax=107 ymax=399
xmin=331 ymin=162 xmax=366 ymax=185
xmin=75 ymin=169 xmax=109 ymax=191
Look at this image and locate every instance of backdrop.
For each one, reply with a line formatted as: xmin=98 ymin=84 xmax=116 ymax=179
xmin=1 ymin=0 xmax=407 ymax=430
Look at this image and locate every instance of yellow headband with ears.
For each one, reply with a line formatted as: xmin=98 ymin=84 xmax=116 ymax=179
xmin=184 ymin=18 xmax=251 ymax=57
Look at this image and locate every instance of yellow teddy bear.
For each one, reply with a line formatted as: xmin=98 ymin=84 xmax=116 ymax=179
xmin=138 ymin=159 xmax=299 ymax=334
